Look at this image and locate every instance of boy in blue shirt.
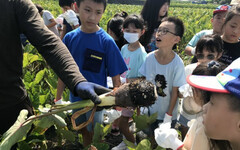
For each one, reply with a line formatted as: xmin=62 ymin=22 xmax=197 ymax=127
xmin=56 ymin=0 xmax=127 ymax=146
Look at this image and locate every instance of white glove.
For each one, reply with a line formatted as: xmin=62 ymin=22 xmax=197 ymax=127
xmin=54 ymin=98 xmax=71 ymax=105
xmin=154 ymin=124 xmax=183 ymax=150
xmin=62 ymin=10 xmax=79 ymax=26
xmin=163 ymin=113 xmax=172 ymax=124
xmin=104 ymin=109 xmax=121 ymax=124
xmin=191 ymin=47 xmax=196 ymax=55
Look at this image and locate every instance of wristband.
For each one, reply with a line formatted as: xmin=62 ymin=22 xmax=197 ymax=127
xmin=54 ymin=98 xmax=62 ymax=103
xmin=177 ymin=144 xmax=184 ymax=150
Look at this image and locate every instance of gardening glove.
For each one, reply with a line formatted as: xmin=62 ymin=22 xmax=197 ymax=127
xmin=154 ymin=123 xmax=183 ymax=150
xmin=62 ymin=10 xmax=79 ymax=26
xmin=75 ymin=82 xmax=111 ymax=104
xmin=163 ymin=113 xmax=172 ymax=124
xmin=103 ymin=109 xmax=121 ymax=124
xmin=54 ymin=98 xmax=71 ymax=105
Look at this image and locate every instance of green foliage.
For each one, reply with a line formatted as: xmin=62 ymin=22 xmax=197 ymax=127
xmin=134 ymin=112 xmax=158 ymax=132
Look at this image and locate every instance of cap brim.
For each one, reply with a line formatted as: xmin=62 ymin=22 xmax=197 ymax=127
xmin=187 ymin=75 xmax=230 ymax=93
xmin=213 ymin=10 xmax=227 ymax=14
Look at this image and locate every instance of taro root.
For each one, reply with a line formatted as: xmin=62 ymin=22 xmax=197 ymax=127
xmin=115 ymin=79 xmax=157 ymax=107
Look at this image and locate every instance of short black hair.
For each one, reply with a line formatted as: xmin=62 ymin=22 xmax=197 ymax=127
xmin=75 ymin=0 xmax=107 ymax=10
xmin=123 ymin=14 xmax=145 ymax=30
xmin=35 ymin=4 xmax=43 ymax=13
xmin=195 ymin=34 xmax=223 ymax=54
xmin=59 ymin=0 xmax=75 ymax=7
xmin=161 ymin=17 xmax=184 ymax=38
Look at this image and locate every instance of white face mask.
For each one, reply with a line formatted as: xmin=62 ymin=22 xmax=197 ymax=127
xmin=123 ymin=32 xmax=139 ymax=43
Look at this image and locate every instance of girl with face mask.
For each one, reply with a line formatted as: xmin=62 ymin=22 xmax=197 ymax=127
xmin=111 ymin=14 xmax=146 ymax=150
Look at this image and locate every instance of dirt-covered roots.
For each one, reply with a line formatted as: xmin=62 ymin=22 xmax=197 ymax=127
xmin=115 ymin=80 xmax=157 ymax=107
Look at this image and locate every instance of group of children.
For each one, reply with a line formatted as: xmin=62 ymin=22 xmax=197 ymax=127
xmin=35 ymin=0 xmax=240 ymax=149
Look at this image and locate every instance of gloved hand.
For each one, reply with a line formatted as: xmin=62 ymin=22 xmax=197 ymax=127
xmin=62 ymin=10 xmax=79 ymax=26
xmin=163 ymin=113 xmax=172 ymax=124
xmin=154 ymin=123 xmax=184 ymax=150
xmin=75 ymin=82 xmax=111 ymax=104
xmin=54 ymin=98 xmax=71 ymax=105
xmin=103 ymin=109 xmax=121 ymax=124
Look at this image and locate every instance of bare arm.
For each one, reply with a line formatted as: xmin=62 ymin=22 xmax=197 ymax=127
xmin=60 ymin=25 xmax=67 ymax=40
xmin=185 ymin=46 xmax=194 ymax=56
xmin=112 ymin=74 xmax=121 ymax=88
xmin=47 ymin=18 xmax=57 ymax=28
xmin=167 ymin=87 xmax=178 ymax=115
xmin=56 ymin=78 xmax=66 ymax=100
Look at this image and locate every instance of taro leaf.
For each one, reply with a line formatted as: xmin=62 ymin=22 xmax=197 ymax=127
xmin=123 ymin=139 xmax=137 ymax=150
xmin=134 ymin=112 xmax=158 ymax=132
xmin=92 ymin=123 xmax=111 ymax=143
xmin=23 ymin=53 xmax=39 ymax=68
xmin=0 ymin=110 xmax=34 ymax=150
xmin=34 ymin=114 xmax=66 ymax=129
xmin=33 ymin=69 xmax=45 ymax=84
xmin=91 ymin=143 xmax=109 ymax=150
xmin=39 ymin=94 xmax=48 ymax=105
xmin=136 ymin=139 xmax=152 ymax=150
xmin=59 ymin=129 xmax=75 ymax=142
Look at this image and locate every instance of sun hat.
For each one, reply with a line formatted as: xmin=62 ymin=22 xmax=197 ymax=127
xmin=187 ymin=58 xmax=240 ymax=99
xmin=213 ymin=5 xmax=231 ymax=15
xmin=230 ymin=0 xmax=240 ymax=5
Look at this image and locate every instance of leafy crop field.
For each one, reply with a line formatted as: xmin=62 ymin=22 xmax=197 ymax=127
xmin=0 ymin=0 xmax=219 ymax=149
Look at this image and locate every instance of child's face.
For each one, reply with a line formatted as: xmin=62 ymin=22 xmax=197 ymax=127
xmin=155 ymin=21 xmax=180 ymax=49
xmin=222 ymin=15 xmax=240 ymax=43
xmin=78 ymin=0 xmax=104 ymax=32
xmin=211 ymin=12 xmax=227 ymax=35
xmin=123 ymin=23 xmax=143 ymax=37
xmin=196 ymin=48 xmax=221 ymax=64
xmin=158 ymin=2 xmax=169 ymax=20
xmin=203 ymin=93 xmax=239 ymax=140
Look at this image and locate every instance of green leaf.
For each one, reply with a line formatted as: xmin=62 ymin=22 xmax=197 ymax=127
xmin=134 ymin=112 xmax=158 ymax=132
xmin=92 ymin=123 xmax=104 ymax=143
xmin=136 ymin=139 xmax=152 ymax=150
xmin=0 ymin=110 xmax=34 ymax=150
xmin=59 ymin=130 xmax=76 ymax=142
xmin=39 ymin=94 xmax=48 ymax=105
xmin=33 ymin=69 xmax=45 ymax=84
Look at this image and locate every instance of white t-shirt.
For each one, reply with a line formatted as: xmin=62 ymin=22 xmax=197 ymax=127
xmin=180 ymin=63 xmax=199 ymax=120
xmin=139 ymin=51 xmax=186 ymax=120
xmin=42 ymin=10 xmax=59 ymax=36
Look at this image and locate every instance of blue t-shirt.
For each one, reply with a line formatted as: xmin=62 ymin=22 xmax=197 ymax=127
xmin=63 ymin=28 xmax=127 ymax=102
xmin=120 ymin=44 xmax=147 ymax=79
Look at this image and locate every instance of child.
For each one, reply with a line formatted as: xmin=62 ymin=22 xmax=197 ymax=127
xmin=107 ymin=11 xmax=128 ymax=50
xmin=178 ymin=34 xmax=223 ymax=139
xmin=111 ymin=14 xmax=147 ymax=150
xmin=154 ymin=60 xmax=227 ymax=150
xmin=59 ymin=0 xmax=80 ymax=39
xmin=218 ymin=4 xmax=240 ymax=65
xmin=35 ymin=4 xmax=59 ymax=36
xmin=139 ymin=17 xmax=186 ymax=135
xmin=55 ymin=0 xmax=127 ymax=147
xmin=185 ymin=5 xmax=231 ymax=61
xmin=140 ymin=0 xmax=170 ymax=53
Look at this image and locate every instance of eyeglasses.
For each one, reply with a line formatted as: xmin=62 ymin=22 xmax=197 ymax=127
xmin=195 ymin=53 xmax=216 ymax=60
xmin=156 ymin=28 xmax=177 ymax=36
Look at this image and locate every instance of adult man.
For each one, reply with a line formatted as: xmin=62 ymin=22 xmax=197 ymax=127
xmin=0 ymin=0 xmax=109 ymax=135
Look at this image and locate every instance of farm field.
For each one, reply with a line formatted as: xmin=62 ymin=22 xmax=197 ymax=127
xmin=0 ymin=1 xmax=219 ymax=149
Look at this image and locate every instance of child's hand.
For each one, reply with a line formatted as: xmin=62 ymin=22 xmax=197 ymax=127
xmin=63 ymin=10 xmax=79 ymax=26
xmin=154 ymin=124 xmax=183 ymax=150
